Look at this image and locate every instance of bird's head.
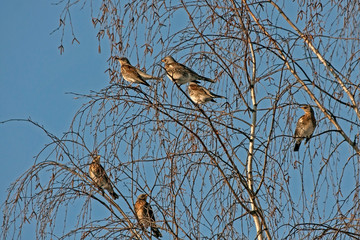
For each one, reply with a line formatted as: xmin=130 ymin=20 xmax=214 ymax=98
xmin=300 ymin=105 xmax=313 ymax=113
xmin=138 ymin=193 xmax=148 ymax=200
xmin=92 ymin=155 xmax=101 ymax=163
xmin=116 ymin=57 xmax=131 ymax=65
xmin=161 ymin=56 xmax=175 ymax=64
xmin=188 ymin=82 xmax=200 ymax=89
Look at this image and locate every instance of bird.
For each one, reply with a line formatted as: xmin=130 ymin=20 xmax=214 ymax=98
xmin=134 ymin=193 xmax=162 ymax=238
xmin=117 ymin=57 xmax=161 ymax=86
xmin=161 ymin=55 xmax=215 ymax=85
xmin=89 ymin=155 xmax=119 ymax=199
xmin=188 ymin=82 xmax=226 ymax=104
xmin=294 ymin=105 xmax=316 ymax=151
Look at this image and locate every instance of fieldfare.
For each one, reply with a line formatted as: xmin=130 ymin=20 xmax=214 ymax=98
xmin=294 ymin=105 xmax=316 ymax=151
xmin=188 ymin=82 xmax=225 ymax=104
xmin=161 ymin=55 xmax=215 ymax=85
xmin=89 ymin=155 xmax=119 ymax=199
xmin=134 ymin=193 xmax=162 ymax=238
xmin=117 ymin=57 xmax=161 ymax=86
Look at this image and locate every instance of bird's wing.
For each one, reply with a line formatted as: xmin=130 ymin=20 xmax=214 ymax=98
xmin=209 ymin=90 xmax=225 ymax=98
xmin=146 ymin=202 xmax=156 ymax=222
xmin=197 ymin=86 xmax=211 ymax=96
xmin=97 ymin=163 xmax=112 ymax=182
xmin=122 ymin=65 xmax=142 ymax=79
xmin=122 ymin=65 xmax=149 ymax=85
xmin=179 ymin=63 xmax=201 ymax=77
xmin=183 ymin=64 xmax=215 ymax=83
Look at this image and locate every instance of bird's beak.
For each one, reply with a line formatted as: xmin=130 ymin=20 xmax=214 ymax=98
xmin=161 ymin=59 xmax=165 ymax=63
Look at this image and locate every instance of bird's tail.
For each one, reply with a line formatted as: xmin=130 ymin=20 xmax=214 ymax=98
xmin=151 ymin=227 xmax=162 ymax=238
xmin=139 ymin=80 xmax=150 ymax=87
xmin=304 ymin=137 xmax=311 ymax=144
xmin=213 ymin=93 xmax=226 ymax=99
xmin=145 ymin=76 xmax=162 ymax=81
xmin=294 ymin=142 xmax=301 ymax=151
xmin=199 ymin=75 xmax=216 ymax=83
xmin=190 ymin=80 xmax=200 ymax=84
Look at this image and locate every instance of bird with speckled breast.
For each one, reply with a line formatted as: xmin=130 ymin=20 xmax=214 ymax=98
xmin=162 ymin=55 xmax=215 ymax=85
xmin=89 ymin=155 xmax=119 ymax=199
xmin=117 ymin=57 xmax=161 ymax=86
xmin=188 ymin=82 xmax=225 ymax=104
xmin=134 ymin=193 xmax=162 ymax=238
xmin=294 ymin=105 xmax=316 ymax=151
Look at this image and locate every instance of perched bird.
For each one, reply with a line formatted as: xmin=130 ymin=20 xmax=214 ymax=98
xmin=161 ymin=55 xmax=215 ymax=85
xmin=134 ymin=193 xmax=162 ymax=238
xmin=188 ymin=82 xmax=225 ymax=104
xmin=89 ymin=155 xmax=119 ymax=199
xmin=294 ymin=105 xmax=316 ymax=151
xmin=117 ymin=57 xmax=161 ymax=86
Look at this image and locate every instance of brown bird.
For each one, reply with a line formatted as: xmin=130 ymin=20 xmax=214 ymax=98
xmin=294 ymin=105 xmax=316 ymax=151
xmin=89 ymin=155 xmax=119 ymax=199
xmin=161 ymin=55 xmax=215 ymax=85
xmin=188 ymin=82 xmax=225 ymax=104
xmin=134 ymin=193 xmax=162 ymax=238
xmin=117 ymin=57 xmax=161 ymax=86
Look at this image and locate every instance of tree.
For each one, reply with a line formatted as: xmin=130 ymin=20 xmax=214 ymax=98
xmin=2 ymin=0 xmax=360 ymax=239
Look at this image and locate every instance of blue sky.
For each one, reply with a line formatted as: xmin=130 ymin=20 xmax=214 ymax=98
xmin=0 ymin=0 xmax=109 ymax=232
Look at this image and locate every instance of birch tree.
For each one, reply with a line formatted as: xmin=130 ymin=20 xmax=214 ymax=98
xmin=2 ymin=0 xmax=360 ymax=239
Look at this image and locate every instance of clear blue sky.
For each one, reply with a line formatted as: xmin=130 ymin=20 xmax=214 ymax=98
xmin=0 ymin=0 xmax=109 ymax=233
